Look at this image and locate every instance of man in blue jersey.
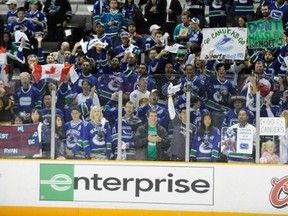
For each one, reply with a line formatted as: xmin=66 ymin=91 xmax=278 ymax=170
xmin=13 ymin=72 xmax=42 ymax=120
xmin=5 ymin=0 xmax=18 ymax=29
xmin=64 ymin=106 xmax=87 ymax=159
xmin=144 ymin=24 xmax=160 ymax=56
xmin=206 ymin=0 xmax=228 ymax=27
xmin=223 ymin=95 xmax=255 ymax=127
xmin=7 ymin=7 xmax=35 ymax=47
xmin=25 ymin=0 xmax=47 ymax=38
xmin=39 ymin=93 xmax=64 ymax=126
xmin=111 ymin=101 xmax=142 ymax=160
xmin=93 ymin=0 xmax=110 ymax=24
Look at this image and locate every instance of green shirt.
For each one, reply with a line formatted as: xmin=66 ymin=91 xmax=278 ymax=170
xmin=147 ymin=125 xmax=157 ymax=161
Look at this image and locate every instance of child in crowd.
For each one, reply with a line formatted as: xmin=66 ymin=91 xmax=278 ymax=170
xmin=260 ymin=141 xmax=280 ymax=164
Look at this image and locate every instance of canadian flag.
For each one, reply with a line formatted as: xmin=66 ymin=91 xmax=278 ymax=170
xmin=0 ymin=46 xmax=10 ymax=92
xmin=32 ymin=63 xmax=79 ymax=84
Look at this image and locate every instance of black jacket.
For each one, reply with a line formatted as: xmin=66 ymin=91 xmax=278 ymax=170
xmin=134 ymin=122 xmax=170 ymax=161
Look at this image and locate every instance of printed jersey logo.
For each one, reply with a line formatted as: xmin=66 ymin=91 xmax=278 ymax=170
xmin=269 ymin=176 xmax=288 ymax=208
xmin=270 ymin=10 xmax=283 ymax=20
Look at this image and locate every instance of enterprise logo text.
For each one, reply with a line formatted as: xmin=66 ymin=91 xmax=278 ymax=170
xmin=40 ymin=164 xmax=213 ymax=203
xmin=70 ymin=173 xmax=209 ymax=197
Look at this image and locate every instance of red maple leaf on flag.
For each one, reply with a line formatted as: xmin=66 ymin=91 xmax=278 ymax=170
xmin=45 ymin=66 xmax=56 ymax=75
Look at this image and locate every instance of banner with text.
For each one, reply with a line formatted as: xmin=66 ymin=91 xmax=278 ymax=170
xmin=0 ymin=124 xmax=40 ymax=157
xmin=247 ymin=19 xmax=284 ymax=49
xmin=220 ymin=127 xmax=253 ymax=155
xmin=200 ymin=27 xmax=247 ymax=60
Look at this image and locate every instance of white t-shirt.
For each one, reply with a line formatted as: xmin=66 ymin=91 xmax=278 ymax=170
xmin=129 ymin=89 xmax=150 ymax=109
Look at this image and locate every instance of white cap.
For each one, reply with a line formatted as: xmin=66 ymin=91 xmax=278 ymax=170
xmin=5 ymin=0 xmax=17 ymax=5
xmin=190 ymin=17 xmax=200 ymax=25
xmin=149 ymin=24 xmax=160 ymax=33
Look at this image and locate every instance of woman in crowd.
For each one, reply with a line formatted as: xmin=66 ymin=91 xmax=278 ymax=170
xmin=30 ymin=108 xmax=49 ymax=156
xmin=13 ymin=115 xmax=26 ymax=125
xmin=82 ymin=106 xmax=112 ymax=160
xmin=237 ymin=16 xmax=247 ymax=28
xmin=121 ymin=0 xmax=139 ymax=26
xmin=190 ymin=111 xmax=220 ymax=162
xmin=54 ymin=114 xmax=66 ymax=159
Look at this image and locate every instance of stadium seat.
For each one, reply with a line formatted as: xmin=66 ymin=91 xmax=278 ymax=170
xmin=74 ymin=4 xmax=93 ymax=32
xmin=41 ymin=41 xmax=60 ymax=53
xmin=71 ymin=4 xmax=78 ymax=15
xmin=69 ymin=0 xmax=85 ymax=4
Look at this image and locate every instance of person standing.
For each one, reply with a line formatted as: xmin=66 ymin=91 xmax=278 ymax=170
xmin=13 ymin=72 xmax=42 ymax=120
xmin=144 ymin=0 xmax=166 ymax=27
xmin=82 ymin=106 xmax=112 ymax=159
xmin=227 ymin=109 xmax=256 ymax=163
xmin=0 ymin=79 xmax=13 ymax=125
xmin=44 ymin=0 xmax=73 ymax=41
xmin=5 ymin=0 xmax=18 ymax=29
xmin=161 ymin=0 xmax=182 ymax=42
xmin=134 ymin=108 xmax=170 ymax=161
xmin=167 ymin=83 xmax=196 ymax=161
xmin=186 ymin=0 xmax=205 ymax=28
xmin=190 ymin=111 xmax=220 ymax=162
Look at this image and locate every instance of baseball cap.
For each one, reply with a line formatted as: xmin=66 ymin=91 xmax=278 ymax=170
xmin=5 ymin=0 xmax=17 ymax=4
xmin=149 ymin=24 xmax=160 ymax=32
xmin=128 ymin=22 xmax=136 ymax=26
xmin=120 ymin=31 xmax=129 ymax=38
xmin=184 ymin=82 xmax=192 ymax=88
xmin=230 ymin=95 xmax=246 ymax=103
xmin=95 ymin=21 xmax=104 ymax=27
xmin=29 ymin=0 xmax=39 ymax=4
xmin=75 ymin=51 xmax=84 ymax=57
xmin=190 ymin=17 xmax=200 ymax=25
xmin=150 ymin=89 xmax=159 ymax=95
xmin=177 ymin=50 xmax=186 ymax=57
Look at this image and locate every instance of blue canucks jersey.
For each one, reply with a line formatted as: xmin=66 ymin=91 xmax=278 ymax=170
xmin=144 ymin=36 xmax=157 ymax=55
xmin=7 ymin=18 xmax=35 ymax=39
xmin=190 ymin=127 xmax=220 ymax=162
xmin=223 ymin=108 xmax=255 ymax=127
xmin=25 ymin=10 xmax=47 ymax=35
xmin=6 ymin=10 xmax=17 ymax=27
xmin=65 ymin=120 xmax=86 ymax=157
xmin=82 ymin=119 xmax=112 ymax=157
xmin=122 ymin=3 xmax=139 ymax=25
xmin=93 ymin=0 xmax=110 ymax=23
xmin=13 ymin=86 xmax=42 ymax=115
